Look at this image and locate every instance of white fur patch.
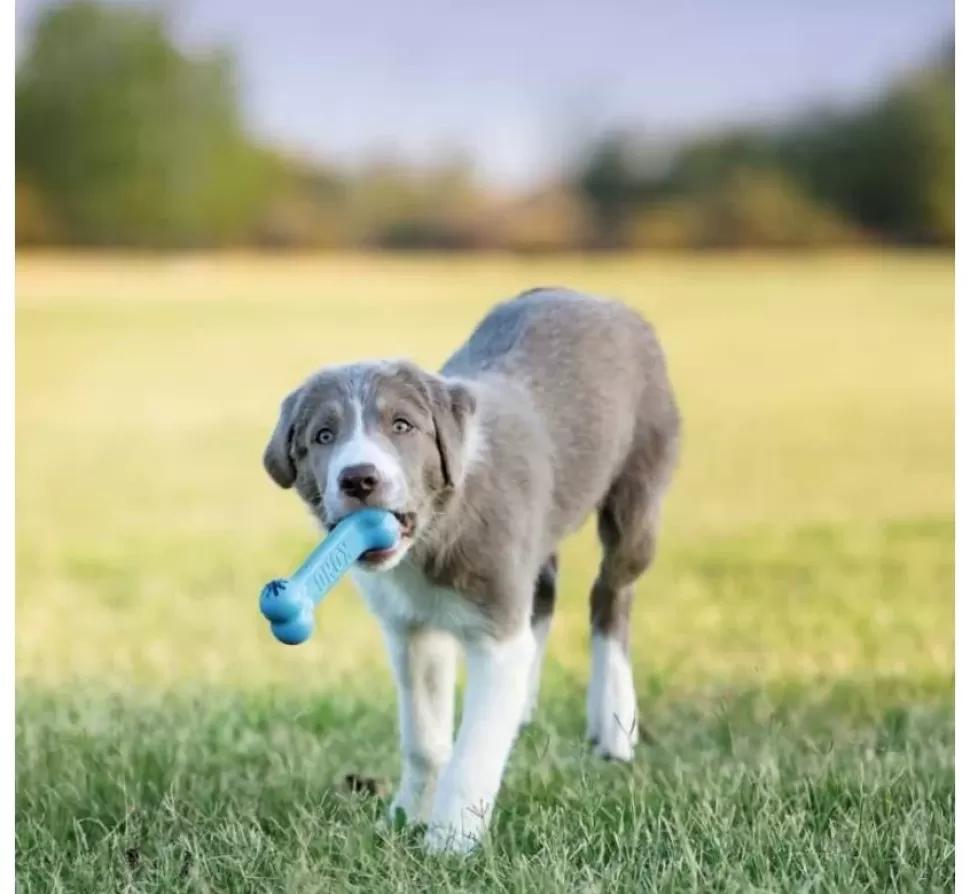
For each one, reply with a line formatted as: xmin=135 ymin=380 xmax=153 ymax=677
xmin=324 ymin=398 xmax=405 ymax=515
xmin=586 ymin=633 xmax=638 ymax=761
xmin=521 ymin=617 xmax=551 ymax=727
xmin=425 ymin=625 xmax=534 ymax=853
xmin=349 ymin=561 xmax=487 ymax=640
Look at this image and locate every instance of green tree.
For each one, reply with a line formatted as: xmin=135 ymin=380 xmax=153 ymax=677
xmin=571 ymin=35 xmax=953 ymax=249
xmin=16 ymin=1 xmax=275 ymax=247
xmin=575 ymin=132 xmax=645 ymax=248
xmin=779 ymin=44 xmax=953 ymax=245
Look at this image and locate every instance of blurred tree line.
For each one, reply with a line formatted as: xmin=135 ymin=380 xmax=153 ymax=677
xmin=16 ymin=2 xmax=954 ymax=252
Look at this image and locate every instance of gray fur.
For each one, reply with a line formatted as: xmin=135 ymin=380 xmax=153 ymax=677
xmin=431 ymin=287 xmax=679 ymax=635
xmin=264 ymin=286 xmax=680 ymax=638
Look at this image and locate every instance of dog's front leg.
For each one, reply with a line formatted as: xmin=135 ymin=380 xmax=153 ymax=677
xmin=424 ymin=623 xmax=534 ymax=853
xmin=382 ymin=625 xmax=457 ymax=826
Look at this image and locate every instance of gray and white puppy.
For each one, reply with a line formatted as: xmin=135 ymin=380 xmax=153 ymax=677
xmin=263 ymin=287 xmax=680 ymax=853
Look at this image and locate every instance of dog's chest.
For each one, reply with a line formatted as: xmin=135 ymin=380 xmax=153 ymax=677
xmin=348 ymin=562 xmax=484 ymax=638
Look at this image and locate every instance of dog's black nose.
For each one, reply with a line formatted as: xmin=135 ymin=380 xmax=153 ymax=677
xmin=338 ymin=463 xmax=381 ymax=500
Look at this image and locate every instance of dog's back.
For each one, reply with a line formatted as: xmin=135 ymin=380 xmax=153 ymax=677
xmin=443 ymin=287 xmax=680 ymax=545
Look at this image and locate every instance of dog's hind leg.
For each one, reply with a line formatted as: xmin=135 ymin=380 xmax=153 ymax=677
xmin=587 ymin=429 xmax=675 ymax=761
xmin=521 ymin=553 xmax=558 ymax=728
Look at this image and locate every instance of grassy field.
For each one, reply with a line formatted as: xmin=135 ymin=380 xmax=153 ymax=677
xmin=15 ymin=254 xmax=954 ymax=891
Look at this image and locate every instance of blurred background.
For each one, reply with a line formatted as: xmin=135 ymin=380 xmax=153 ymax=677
xmin=13 ymin=0 xmax=955 ymax=691
xmin=14 ymin=0 xmax=955 ymax=253
xmin=13 ymin=0 xmax=954 ymax=692
xmin=14 ymin=2 xmax=955 ymax=887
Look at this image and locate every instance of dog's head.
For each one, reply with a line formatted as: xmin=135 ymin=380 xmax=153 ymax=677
xmin=263 ymin=360 xmax=477 ymax=570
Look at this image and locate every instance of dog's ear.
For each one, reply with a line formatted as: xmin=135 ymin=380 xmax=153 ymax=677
xmin=427 ymin=375 xmax=476 ymax=489
xmin=263 ymin=387 xmax=303 ymax=489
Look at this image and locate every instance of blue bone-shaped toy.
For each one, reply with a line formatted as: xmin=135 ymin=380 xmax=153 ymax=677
xmin=259 ymin=509 xmax=400 ymax=645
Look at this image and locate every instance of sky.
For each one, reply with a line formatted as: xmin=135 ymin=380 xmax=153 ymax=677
xmin=16 ymin=0 xmax=955 ymax=186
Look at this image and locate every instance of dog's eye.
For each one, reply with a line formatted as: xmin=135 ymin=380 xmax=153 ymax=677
xmin=313 ymin=428 xmax=334 ymax=445
xmin=391 ymin=418 xmax=413 ymax=435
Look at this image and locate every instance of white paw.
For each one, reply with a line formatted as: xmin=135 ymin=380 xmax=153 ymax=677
xmin=382 ymin=795 xmax=426 ymax=831
xmin=593 ymin=711 xmax=638 ymax=762
xmin=423 ymin=786 xmax=492 ymax=854
xmin=587 ymin=633 xmax=639 ymax=762
xmin=384 ymin=766 xmax=440 ymax=828
xmin=423 ymin=808 xmax=489 ymax=854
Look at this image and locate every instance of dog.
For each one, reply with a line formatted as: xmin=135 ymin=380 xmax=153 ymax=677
xmin=262 ymin=287 xmax=680 ymax=852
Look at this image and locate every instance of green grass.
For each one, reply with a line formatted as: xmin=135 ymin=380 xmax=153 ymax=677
xmin=15 ymin=681 xmax=955 ymax=893
xmin=15 ymin=253 xmax=954 ymax=891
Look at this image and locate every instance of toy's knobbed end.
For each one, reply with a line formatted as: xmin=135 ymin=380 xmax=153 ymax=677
xmin=259 ymin=578 xmax=302 ymax=624
xmin=271 ymin=607 xmax=314 ymax=645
